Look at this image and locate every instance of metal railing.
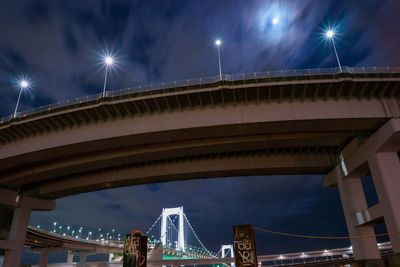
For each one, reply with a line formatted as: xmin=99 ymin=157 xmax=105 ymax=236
xmin=1 ymin=66 xmax=399 ymax=124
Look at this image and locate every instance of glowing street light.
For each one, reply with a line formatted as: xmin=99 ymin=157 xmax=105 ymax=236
xmin=324 ymin=28 xmax=342 ymax=72
xmin=272 ymin=17 xmax=280 ymax=25
xmin=102 ymin=53 xmax=116 ymax=97
xmin=53 ymin=222 xmax=57 ymax=233
xmin=13 ymin=78 xmax=30 ymax=118
xmin=215 ymin=39 xmax=223 ymax=80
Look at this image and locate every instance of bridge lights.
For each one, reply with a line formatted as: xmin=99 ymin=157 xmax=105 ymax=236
xmin=324 ymin=28 xmax=342 ymax=72
xmin=101 ymin=53 xmax=117 ymax=97
xmin=13 ymin=78 xmax=30 ymax=118
xmin=215 ymin=39 xmax=223 ymax=80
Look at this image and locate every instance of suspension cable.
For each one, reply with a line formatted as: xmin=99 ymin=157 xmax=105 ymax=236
xmin=146 ymin=213 xmax=162 ymax=236
xmin=183 ymin=213 xmax=218 ymax=257
xmin=254 ymin=226 xmax=398 ymax=240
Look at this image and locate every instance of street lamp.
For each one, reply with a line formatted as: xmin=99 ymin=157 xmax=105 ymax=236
xmin=13 ymin=79 xmax=30 ymax=118
xmin=53 ymin=222 xmax=57 ymax=233
xmin=102 ymin=54 xmax=116 ymax=97
xmin=215 ymin=39 xmax=223 ymax=80
xmin=324 ymin=29 xmax=342 ymax=72
xmin=67 ymin=226 xmax=70 ymax=235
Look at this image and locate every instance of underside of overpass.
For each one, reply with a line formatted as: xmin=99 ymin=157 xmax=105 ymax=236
xmin=0 ymin=71 xmax=399 ymax=198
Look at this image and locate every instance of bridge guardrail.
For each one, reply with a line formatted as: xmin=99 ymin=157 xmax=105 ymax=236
xmin=1 ymin=66 xmax=400 ymax=124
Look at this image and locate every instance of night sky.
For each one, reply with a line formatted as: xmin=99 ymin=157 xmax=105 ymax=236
xmin=0 ymin=0 xmax=399 ymax=264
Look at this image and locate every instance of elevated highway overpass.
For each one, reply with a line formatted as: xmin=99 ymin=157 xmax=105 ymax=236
xmin=0 ymin=66 xmax=399 ymax=198
xmin=1 ymin=66 xmax=400 ymax=266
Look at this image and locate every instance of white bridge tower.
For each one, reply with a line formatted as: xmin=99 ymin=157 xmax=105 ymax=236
xmin=222 ymin=244 xmax=234 ymax=266
xmin=160 ymin=206 xmax=185 ymax=252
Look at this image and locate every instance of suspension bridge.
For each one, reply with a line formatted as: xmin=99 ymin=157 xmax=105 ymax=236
xmin=145 ymin=206 xmax=223 ymax=260
xmin=0 ymin=206 xmax=397 ymax=267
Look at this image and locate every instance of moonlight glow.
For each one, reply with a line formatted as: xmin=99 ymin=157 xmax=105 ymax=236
xmin=272 ymin=17 xmax=280 ymax=25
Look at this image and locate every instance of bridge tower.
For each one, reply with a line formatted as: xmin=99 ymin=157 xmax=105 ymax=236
xmin=221 ymin=245 xmax=234 ymax=266
xmin=160 ymin=207 xmax=185 ymax=252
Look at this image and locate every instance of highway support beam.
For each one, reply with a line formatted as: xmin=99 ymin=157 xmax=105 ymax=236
xmin=336 ymin=175 xmax=381 ymax=260
xmin=38 ymin=250 xmax=49 ymax=267
xmin=32 ymin=247 xmax=64 ymax=267
xmin=324 ymin=118 xmax=400 ymax=264
xmin=67 ymin=250 xmax=74 ymax=263
xmin=0 ymin=189 xmax=55 ymax=267
xmin=77 ymin=252 xmax=87 ymax=267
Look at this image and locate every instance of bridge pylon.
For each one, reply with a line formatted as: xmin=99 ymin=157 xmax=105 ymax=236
xmin=160 ymin=206 xmax=185 ymax=252
xmin=221 ymin=244 xmax=234 ymax=267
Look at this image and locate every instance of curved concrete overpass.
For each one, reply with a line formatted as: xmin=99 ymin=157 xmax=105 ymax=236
xmin=0 ymin=67 xmax=400 ymax=198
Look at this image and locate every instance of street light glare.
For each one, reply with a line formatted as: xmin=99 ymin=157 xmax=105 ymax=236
xmin=215 ymin=39 xmax=221 ymax=46
xmin=325 ymin=30 xmax=335 ymax=39
xmin=272 ymin=17 xmax=279 ymax=25
xmin=19 ymin=80 xmax=29 ymax=89
xmin=104 ymin=55 xmax=114 ymax=66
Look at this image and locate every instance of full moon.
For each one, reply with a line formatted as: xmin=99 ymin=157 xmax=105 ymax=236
xmin=272 ymin=17 xmax=279 ymax=25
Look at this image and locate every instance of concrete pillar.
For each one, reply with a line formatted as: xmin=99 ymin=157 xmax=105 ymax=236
xmin=108 ymin=252 xmax=114 ymax=262
xmin=3 ymin=198 xmax=32 ymax=267
xmin=0 ymin=189 xmax=55 ymax=267
xmin=369 ymin=152 xmax=400 ymax=252
xmin=77 ymin=253 xmax=87 ymax=267
xmin=39 ymin=251 xmax=49 ymax=267
xmin=67 ymin=250 xmax=74 ymax=263
xmin=337 ymin=176 xmax=381 ymax=260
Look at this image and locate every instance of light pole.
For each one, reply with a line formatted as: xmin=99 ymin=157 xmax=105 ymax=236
xmin=13 ymin=79 xmax=29 ymax=118
xmin=102 ymin=54 xmax=115 ymax=97
xmin=53 ymin=222 xmax=57 ymax=233
xmin=67 ymin=226 xmax=70 ymax=235
xmin=325 ymin=29 xmax=342 ymax=72
xmin=215 ymin=39 xmax=222 ymax=80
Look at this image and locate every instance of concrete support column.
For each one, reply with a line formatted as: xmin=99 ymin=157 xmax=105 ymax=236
xmin=0 ymin=189 xmax=55 ymax=267
xmin=39 ymin=251 xmax=49 ymax=267
xmin=369 ymin=152 xmax=400 ymax=252
xmin=337 ymin=176 xmax=380 ymax=260
xmin=3 ymin=199 xmax=32 ymax=267
xmin=67 ymin=250 xmax=74 ymax=263
xmin=77 ymin=253 xmax=87 ymax=267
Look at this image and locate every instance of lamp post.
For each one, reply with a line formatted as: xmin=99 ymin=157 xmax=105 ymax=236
xmin=325 ymin=29 xmax=342 ymax=72
xmin=13 ymin=79 xmax=29 ymax=118
xmin=215 ymin=39 xmax=222 ymax=80
xmin=102 ymin=55 xmax=115 ymax=97
xmin=53 ymin=222 xmax=57 ymax=233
